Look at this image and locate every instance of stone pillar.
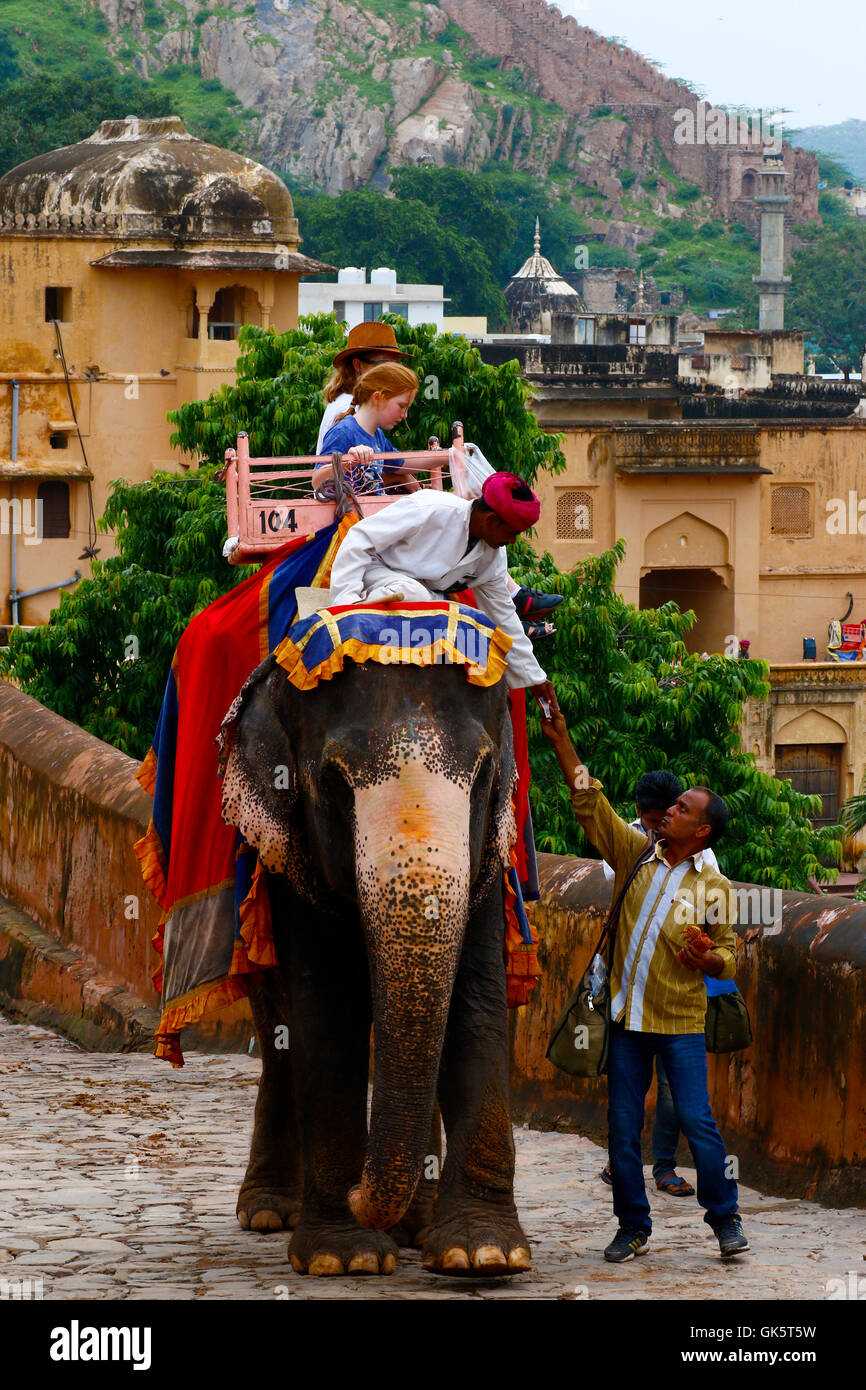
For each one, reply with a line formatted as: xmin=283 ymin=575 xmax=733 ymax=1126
xmin=195 ymin=284 xmax=215 ymax=360
xmin=259 ymin=277 xmax=274 ymax=332
xmin=752 ymin=156 xmax=791 ymax=332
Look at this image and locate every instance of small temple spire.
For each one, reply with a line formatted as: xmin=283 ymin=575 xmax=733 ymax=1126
xmin=533 ymin=216 xmax=541 ymax=255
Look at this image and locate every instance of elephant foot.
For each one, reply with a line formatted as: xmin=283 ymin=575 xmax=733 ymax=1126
xmin=421 ymin=1207 xmax=531 ymax=1277
xmin=237 ymin=1181 xmax=302 ymax=1234
xmin=289 ymin=1217 xmax=399 ymax=1276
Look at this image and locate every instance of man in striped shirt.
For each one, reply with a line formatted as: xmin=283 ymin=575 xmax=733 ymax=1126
xmin=542 ymin=709 xmax=749 ymax=1264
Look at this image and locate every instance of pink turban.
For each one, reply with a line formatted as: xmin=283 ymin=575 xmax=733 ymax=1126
xmin=481 ymin=472 xmax=541 ymax=531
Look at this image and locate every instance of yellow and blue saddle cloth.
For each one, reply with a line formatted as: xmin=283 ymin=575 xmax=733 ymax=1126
xmin=274 ymin=600 xmax=513 ymax=691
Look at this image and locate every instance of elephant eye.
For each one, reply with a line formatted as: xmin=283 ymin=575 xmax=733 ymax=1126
xmin=320 ymin=758 xmax=353 ymax=805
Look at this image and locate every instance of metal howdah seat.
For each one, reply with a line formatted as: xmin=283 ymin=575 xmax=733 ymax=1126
xmin=223 ymin=422 xmax=468 ymax=565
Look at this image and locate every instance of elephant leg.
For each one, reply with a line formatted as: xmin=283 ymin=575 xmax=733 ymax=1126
xmin=387 ymin=1102 xmax=441 ymax=1248
xmin=286 ymin=906 xmax=398 ymax=1277
xmin=423 ymin=870 xmax=531 ymax=1277
xmin=236 ymin=967 xmax=302 ymax=1234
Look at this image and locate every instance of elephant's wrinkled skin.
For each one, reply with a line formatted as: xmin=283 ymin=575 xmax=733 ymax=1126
xmin=219 ymin=656 xmax=531 ymax=1277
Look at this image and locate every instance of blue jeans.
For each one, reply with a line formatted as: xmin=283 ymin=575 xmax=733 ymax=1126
xmin=608 ymin=1022 xmax=738 ymax=1235
xmin=651 ymin=1056 xmax=682 ymax=1182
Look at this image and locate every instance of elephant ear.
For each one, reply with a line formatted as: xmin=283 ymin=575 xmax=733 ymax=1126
xmin=490 ymin=699 xmax=519 ymax=871
xmin=218 ymin=657 xmax=298 ymax=874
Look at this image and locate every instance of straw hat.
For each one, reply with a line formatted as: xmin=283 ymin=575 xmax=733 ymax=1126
xmin=332 ymin=321 xmax=411 ymax=366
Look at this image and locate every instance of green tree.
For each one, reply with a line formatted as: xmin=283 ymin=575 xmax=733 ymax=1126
xmin=841 ymin=789 xmax=866 ymax=900
xmin=292 ymin=187 xmax=508 ymax=324
xmin=0 ymin=73 xmax=173 ymax=174
xmin=510 ymin=539 xmax=841 ymax=890
xmin=0 ymin=315 xmax=562 ymax=756
xmin=787 ymin=219 xmax=866 ymax=376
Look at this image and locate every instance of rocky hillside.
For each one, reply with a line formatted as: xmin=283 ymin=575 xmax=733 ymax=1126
xmin=91 ymin=0 xmax=816 ymax=249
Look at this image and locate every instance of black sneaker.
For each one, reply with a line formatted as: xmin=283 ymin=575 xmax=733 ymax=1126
xmin=512 ymin=586 xmax=564 ymax=618
xmin=603 ymin=1227 xmax=649 ymax=1263
xmin=600 ymin=1163 xmax=613 ymax=1186
xmin=715 ymin=1215 xmax=750 ymax=1259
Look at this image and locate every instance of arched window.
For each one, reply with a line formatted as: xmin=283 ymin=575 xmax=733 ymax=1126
xmin=556 ymin=489 xmax=593 ymax=540
xmin=37 ymin=481 xmax=71 ymax=539
xmin=208 ymin=286 xmax=256 ymax=340
xmin=770 ymin=485 xmax=811 ymax=537
xmin=741 ymin=169 xmax=759 ymax=198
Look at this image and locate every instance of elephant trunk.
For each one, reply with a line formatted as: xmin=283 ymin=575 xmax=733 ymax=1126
xmin=350 ymin=759 xmax=472 ymax=1230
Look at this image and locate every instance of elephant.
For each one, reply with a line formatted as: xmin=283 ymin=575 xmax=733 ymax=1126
xmin=218 ymin=650 xmax=532 ymax=1278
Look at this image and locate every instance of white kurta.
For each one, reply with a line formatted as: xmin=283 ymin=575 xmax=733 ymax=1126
xmin=329 ymin=491 xmax=547 ymax=690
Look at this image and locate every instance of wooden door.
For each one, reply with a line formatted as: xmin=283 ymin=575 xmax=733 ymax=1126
xmin=774 ymin=744 xmax=843 ymax=825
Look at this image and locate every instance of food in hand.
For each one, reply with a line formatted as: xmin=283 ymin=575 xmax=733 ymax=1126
xmin=677 ymin=923 xmax=713 ymax=963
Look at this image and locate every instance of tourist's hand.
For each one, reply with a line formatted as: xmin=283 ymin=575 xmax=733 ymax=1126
xmin=346 ymin=445 xmax=375 ymax=467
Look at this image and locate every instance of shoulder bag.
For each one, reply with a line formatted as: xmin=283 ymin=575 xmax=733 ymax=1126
xmin=546 ymin=839 xmax=656 ymax=1078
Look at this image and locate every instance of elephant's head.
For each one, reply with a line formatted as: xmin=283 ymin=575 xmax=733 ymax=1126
xmin=219 ymin=656 xmax=517 ymax=1230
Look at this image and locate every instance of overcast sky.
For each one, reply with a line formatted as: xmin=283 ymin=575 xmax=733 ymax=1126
xmin=554 ymin=0 xmax=864 ymax=128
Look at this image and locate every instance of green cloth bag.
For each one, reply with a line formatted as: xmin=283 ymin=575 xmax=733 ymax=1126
xmin=705 ymin=987 xmax=752 ymax=1053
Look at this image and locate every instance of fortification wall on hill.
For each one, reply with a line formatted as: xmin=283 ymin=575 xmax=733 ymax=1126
xmin=439 ymin=0 xmax=818 ymax=223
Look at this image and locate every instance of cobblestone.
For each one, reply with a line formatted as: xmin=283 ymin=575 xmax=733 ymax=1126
xmin=0 ymin=1015 xmax=862 ymax=1301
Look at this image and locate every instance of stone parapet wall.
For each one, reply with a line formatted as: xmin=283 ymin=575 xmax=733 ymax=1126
xmin=0 ymin=681 xmax=159 ymax=1001
xmin=515 ymin=855 xmax=866 ymax=1203
xmin=0 ymin=681 xmax=252 ymax=1048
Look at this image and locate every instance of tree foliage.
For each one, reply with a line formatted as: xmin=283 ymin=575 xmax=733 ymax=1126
xmin=0 ymin=73 xmax=172 ymax=175
xmin=292 ymin=186 xmax=509 ymax=324
xmin=510 ymin=540 xmax=841 ymax=890
xmin=787 ymin=219 xmax=866 ymax=375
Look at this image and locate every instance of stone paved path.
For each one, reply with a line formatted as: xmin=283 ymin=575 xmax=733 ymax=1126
xmin=0 ymin=1015 xmax=861 ymax=1301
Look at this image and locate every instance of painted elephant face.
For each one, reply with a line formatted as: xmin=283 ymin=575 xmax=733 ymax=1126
xmin=220 ymin=658 xmax=517 ymax=907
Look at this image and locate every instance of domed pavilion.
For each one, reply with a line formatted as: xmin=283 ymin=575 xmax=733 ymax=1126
xmin=0 ymin=116 xmax=332 ymax=623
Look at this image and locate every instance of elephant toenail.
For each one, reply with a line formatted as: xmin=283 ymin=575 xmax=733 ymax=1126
xmin=441 ymin=1248 xmax=471 ymax=1270
xmin=289 ymin=1253 xmax=305 ymax=1274
xmin=507 ymin=1246 xmax=532 ymax=1271
xmin=347 ymin=1253 xmax=379 ymax=1274
xmin=308 ymin=1254 xmax=344 ymax=1276
xmin=250 ymin=1209 xmax=283 ymax=1232
xmin=381 ymin=1253 xmax=397 ymax=1274
xmin=472 ymin=1244 xmax=507 ymax=1270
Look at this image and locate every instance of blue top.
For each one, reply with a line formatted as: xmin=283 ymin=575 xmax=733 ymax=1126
xmin=320 ymin=415 xmax=404 ymax=495
xmin=705 ymin=974 xmax=737 ymax=996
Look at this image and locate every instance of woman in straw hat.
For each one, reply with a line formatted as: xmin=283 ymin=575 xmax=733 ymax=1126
xmin=316 ymin=322 xmax=562 ymax=642
xmin=316 ymin=322 xmax=411 ymax=454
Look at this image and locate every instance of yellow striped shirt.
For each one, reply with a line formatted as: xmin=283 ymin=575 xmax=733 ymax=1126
xmin=570 ymin=779 xmax=737 ymax=1034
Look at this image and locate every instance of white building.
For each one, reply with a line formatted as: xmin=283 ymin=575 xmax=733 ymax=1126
xmin=298 ymin=266 xmax=447 ymax=330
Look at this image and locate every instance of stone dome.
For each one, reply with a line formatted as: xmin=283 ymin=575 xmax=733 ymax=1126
xmin=505 ymin=218 xmax=586 ymax=332
xmin=0 ymin=116 xmax=296 ymax=241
